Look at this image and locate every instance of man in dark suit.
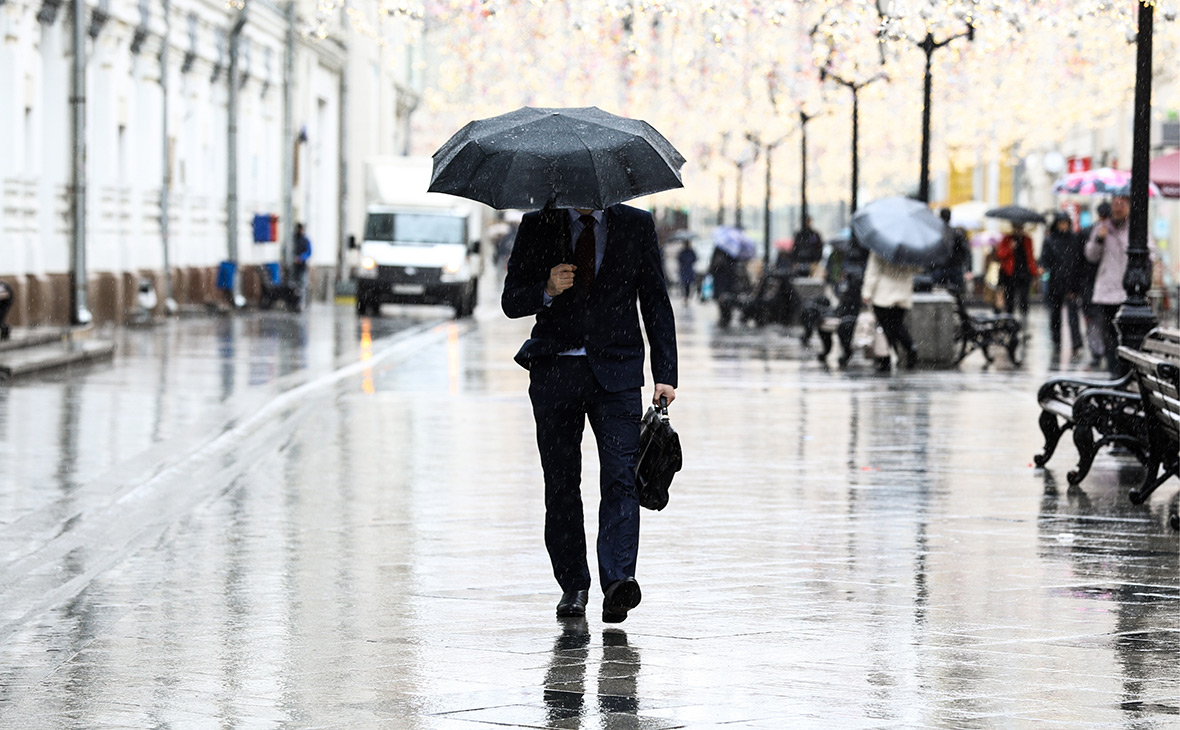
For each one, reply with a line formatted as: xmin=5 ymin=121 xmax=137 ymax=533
xmin=502 ymin=204 xmax=677 ymax=623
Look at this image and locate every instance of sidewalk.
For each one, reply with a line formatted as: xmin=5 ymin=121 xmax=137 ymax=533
xmin=0 ymin=292 xmax=1175 ymax=729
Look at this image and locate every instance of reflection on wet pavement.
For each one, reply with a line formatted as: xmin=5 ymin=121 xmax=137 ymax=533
xmin=0 ymin=294 xmax=1176 ymax=729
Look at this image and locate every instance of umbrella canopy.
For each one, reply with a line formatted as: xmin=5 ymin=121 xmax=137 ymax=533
xmin=850 ymin=197 xmax=950 ymax=267
xmin=1102 ymin=181 xmax=1161 ymax=199
xmin=1050 ymin=167 xmax=1161 ymax=198
xmin=985 ymin=205 xmax=1045 ymax=225
xmin=1052 ymin=167 xmax=1133 ymax=196
xmin=428 ymin=106 xmax=686 ymax=210
xmin=1151 ymin=151 xmax=1180 ymax=198
xmin=712 ymin=227 xmax=756 ymax=260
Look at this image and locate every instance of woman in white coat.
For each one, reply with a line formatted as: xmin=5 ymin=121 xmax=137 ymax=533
xmin=862 ymin=251 xmax=921 ymax=372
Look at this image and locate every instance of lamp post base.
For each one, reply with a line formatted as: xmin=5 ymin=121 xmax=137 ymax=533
xmin=1115 ymin=301 xmax=1158 ymax=354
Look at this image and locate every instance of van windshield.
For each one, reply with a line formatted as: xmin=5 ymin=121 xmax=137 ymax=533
xmin=365 ymin=213 xmax=466 ymax=245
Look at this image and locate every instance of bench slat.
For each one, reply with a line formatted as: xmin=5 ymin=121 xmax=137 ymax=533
xmin=1141 ymin=340 xmax=1180 ymax=359
xmin=1146 ymin=406 xmax=1179 ymax=440
xmin=1149 ymin=380 xmax=1179 ymax=401
xmin=1119 ymin=348 xmax=1159 ymax=371
xmin=1146 ymin=390 xmax=1180 ymax=417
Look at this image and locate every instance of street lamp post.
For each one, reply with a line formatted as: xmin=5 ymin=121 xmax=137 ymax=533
xmin=731 ymin=135 xmax=760 ymax=230
xmin=226 ymin=2 xmax=248 ymax=308
xmin=915 ymin=25 xmax=973 ymax=203
xmin=70 ymin=0 xmax=92 ymax=325
xmin=799 ymin=109 xmax=817 ymax=226
xmin=747 ymin=132 xmax=789 ymax=269
xmin=1115 ymin=1 xmax=1158 ymax=351
xmin=822 ymin=69 xmax=886 ymax=215
xmin=763 ymin=146 xmax=772 ymax=267
xmin=734 ymin=154 xmax=756 ymax=229
xmin=735 ymin=160 xmax=745 ymax=229
xmin=717 ymin=174 xmax=725 ymax=226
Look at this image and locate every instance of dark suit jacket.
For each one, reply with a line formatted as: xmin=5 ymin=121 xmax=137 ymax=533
xmin=501 ymin=204 xmax=677 ymax=393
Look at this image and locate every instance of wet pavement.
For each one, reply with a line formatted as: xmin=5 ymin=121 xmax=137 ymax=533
xmin=0 ymin=283 xmax=1176 ymax=729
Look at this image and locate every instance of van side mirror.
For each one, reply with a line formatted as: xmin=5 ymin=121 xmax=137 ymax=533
xmin=348 ymin=234 xmax=358 ymax=250
xmin=469 ymin=239 xmax=481 ymax=255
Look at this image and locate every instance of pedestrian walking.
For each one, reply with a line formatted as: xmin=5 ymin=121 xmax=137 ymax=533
xmin=862 ymin=250 xmax=919 ymax=372
xmin=792 ymin=215 xmax=824 ymax=277
xmin=502 ymin=204 xmax=677 ymax=624
xmin=1040 ymin=212 xmax=1085 ymax=358
xmin=292 ymin=223 xmax=312 ymax=310
xmin=929 ymin=208 xmax=971 ymax=293
xmin=488 ymin=213 xmax=517 ymax=270
xmin=707 ymin=245 xmax=745 ymax=328
xmin=1084 ymin=194 xmax=1157 ymax=375
xmin=995 ymin=222 xmax=1038 ymax=322
xmin=1079 ymin=202 xmax=1109 ymax=368
xmin=676 ymin=239 xmax=698 ymax=304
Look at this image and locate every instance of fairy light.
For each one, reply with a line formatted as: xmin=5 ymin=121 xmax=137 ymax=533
xmin=288 ymin=1 xmax=1180 ymax=208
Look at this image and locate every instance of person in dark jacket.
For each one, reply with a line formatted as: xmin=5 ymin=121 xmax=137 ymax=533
xmin=792 ymin=216 xmax=824 ymax=277
xmin=292 ymin=223 xmax=312 ymax=311
xmin=676 ymin=240 xmax=698 ymax=303
xmin=1039 ymin=212 xmax=1084 ymax=357
xmin=708 ymin=246 xmax=746 ymax=328
xmin=929 ymin=209 xmax=971 ymax=292
xmin=502 ymin=203 xmax=677 ymax=624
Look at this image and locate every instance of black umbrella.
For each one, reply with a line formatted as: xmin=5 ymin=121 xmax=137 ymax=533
xmin=849 ymin=196 xmax=951 ymax=267
xmin=985 ymin=205 xmax=1045 ymax=225
xmin=428 ymin=106 xmax=686 ymax=210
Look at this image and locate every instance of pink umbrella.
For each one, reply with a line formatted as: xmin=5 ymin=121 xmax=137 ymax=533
xmin=1053 ymin=167 xmax=1160 ymax=197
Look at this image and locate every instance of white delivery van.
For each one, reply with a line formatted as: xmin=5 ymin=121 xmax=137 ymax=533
xmin=354 ymin=157 xmax=486 ymax=317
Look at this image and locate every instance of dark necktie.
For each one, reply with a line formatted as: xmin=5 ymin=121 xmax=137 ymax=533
xmin=574 ymin=215 xmax=596 ymax=293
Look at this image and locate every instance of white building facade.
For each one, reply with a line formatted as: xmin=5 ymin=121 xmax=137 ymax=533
xmin=0 ymin=0 xmax=411 ymax=326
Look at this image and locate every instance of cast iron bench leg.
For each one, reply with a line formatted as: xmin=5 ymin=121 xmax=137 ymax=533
xmin=1067 ymin=424 xmax=1097 ymax=486
xmin=1035 ymin=410 xmax=1071 ymax=467
xmin=1130 ymin=438 xmax=1179 ymax=505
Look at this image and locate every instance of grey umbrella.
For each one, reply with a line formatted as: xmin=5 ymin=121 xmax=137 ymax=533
xmin=428 ymin=106 xmax=686 ymax=210
xmin=985 ymin=205 xmax=1045 ymax=225
xmin=849 ymin=196 xmax=950 ymax=267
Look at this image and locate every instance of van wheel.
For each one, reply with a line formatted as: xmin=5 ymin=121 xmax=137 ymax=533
xmin=452 ymin=286 xmax=475 ymax=318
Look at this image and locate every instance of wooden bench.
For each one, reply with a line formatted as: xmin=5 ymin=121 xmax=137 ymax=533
xmin=1117 ymin=328 xmax=1180 ymax=522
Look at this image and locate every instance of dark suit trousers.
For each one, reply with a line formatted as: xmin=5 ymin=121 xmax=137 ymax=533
xmin=528 ymin=356 xmax=642 ymax=593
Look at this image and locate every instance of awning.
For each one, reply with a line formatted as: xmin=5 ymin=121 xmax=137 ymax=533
xmin=1150 ymin=151 xmax=1180 ymax=198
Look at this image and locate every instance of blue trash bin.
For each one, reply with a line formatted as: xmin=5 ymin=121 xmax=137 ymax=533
xmin=217 ymin=261 xmax=237 ymax=291
xmin=263 ymin=262 xmax=281 ymax=286
xmin=253 ymin=214 xmax=274 ymax=243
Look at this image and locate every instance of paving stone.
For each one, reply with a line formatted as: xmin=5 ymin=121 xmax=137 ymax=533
xmin=0 ymin=297 xmax=1176 ymax=728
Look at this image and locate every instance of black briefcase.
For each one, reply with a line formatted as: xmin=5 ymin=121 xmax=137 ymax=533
xmin=635 ymin=398 xmax=682 ymax=511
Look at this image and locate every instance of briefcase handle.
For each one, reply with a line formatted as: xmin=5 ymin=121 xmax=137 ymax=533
xmin=658 ymin=396 xmax=670 ymax=420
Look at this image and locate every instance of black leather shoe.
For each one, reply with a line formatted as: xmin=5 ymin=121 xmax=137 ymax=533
xmin=602 ymin=577 xmax=642 ymax=623
xmin=556 ymin=589 xmax=588 ymax=617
